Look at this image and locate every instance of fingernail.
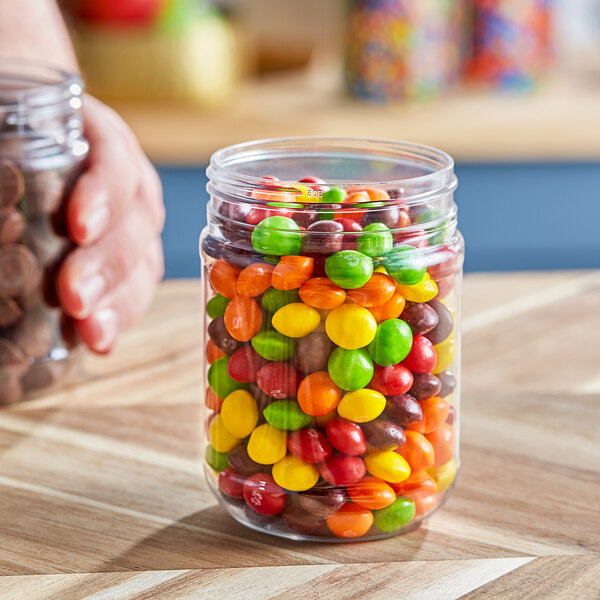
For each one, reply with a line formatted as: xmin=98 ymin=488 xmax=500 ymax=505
xmin=94 ymin=308 xmax=119 ymax=352
xmin=83 ymin=203 xmax=110 ymax=242
xmin=77 ymin=274 xmax=106 ymax=317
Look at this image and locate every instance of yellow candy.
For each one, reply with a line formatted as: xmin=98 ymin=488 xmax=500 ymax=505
xmin=433 ymin=335 xmax=455 ymax=374
xmin=272 ymin=303 xmax=321 ymax=338
xmin=427 ymin=459 xmax=457 ymax=493
xmin=374 ymin=265 xmax=388 ymax=274
xmin=325 ymin=304 xmax=377 ymax=349
xmin=221 ymin=389 xmax=258 ymax=438
xmin=289 ymin=183 xmax=314 ymax=202
xmin=365 ymin=449 xmax=411 ymax=483
xmin=247 ymin=423 xmax=287 ymax=464
xmin=208 ymin=414 xmax=241 ymax=453
xmin=337 ymin=388 xmax=386 ymax=423
xmin=396 ymin=273 xmax=438 ymax=303
xmin=272 ymin=454 xmax=319 ymax=491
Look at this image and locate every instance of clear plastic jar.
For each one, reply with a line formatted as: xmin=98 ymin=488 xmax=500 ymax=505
xmin=200 ymin=138 xmax=463 ymax=541
xmin=0 ymin=60 xmax=89 ymax=403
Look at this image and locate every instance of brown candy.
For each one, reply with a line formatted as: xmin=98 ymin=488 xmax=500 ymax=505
xmin=0 ymin=158 xmax=24 ymax=209
xmin=24 ymin=216 xmax=69 ymax=267
xmin=0 ymin=244 xmax=41 ymax=297
xmin=298 ymin=486 xmax=345 ymax=517
xmin=208 ymin=317 xmax=243 ymax=355
xmin=21 ymin=168 xmax=65 ymax=216
xmin=227 ymin=444 xmax=266 ymax=476
xmin=22 ymin=360 xmax=67 ymax=393
xmin=385 ymin=393 xmax=423 ymax=425
xmin=400 ymin=301 xmax=439 ymax=335
xmin=0 ymin=296 xmax=23 ymax=328
xmin=281 ymin=495 xmax=326 ymax=536
xmin=0 ymin=377 xmax=24 ymax=405
xmin=5 ymin=310 xmax=53 ymax=360
xmin=436 ymin=370 xmax=456 ymax=398
xmin=426 ymin=299 xmax=454 ymax=345
xmin=294 ymin=331 xmax=334 ymax=374
xmin=0 ymin=338 xmax=29 ymax=380
xmin=361 ymin=419 xmax=406 ymax=449
xmin=0 ymin=208 xmax=25 ymax=243
xmin=409 ymin=372 xmax=442 ymax=401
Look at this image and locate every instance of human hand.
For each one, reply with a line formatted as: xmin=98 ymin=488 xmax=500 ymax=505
xmin=57 ymin=95 xmax=165 ymax=353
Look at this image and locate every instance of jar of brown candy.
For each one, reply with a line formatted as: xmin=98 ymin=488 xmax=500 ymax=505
xmin=0 ymin=60 xmax=88 ymax=403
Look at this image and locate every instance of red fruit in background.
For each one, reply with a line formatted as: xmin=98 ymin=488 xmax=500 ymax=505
xmin=402 ymin=336 xmax=437 ymax=374
xmin=325 ymin=419 xmax=367 ymax=456
xmin=218 ymin=467 xmax=245 ymax=499
xmin=319 ymin=454 xmax=366 ymax=486
xmin=75 ymin=0 xmax=162 ymax=24
xmin=243 ymin=473 xmax=286 ymax=515
xmin=287 ymin=428 xmax=333 ymax=463
xmin=227 ymin=346 xmax=268 ymax=383
xmin=369 ymin=364 xmax=414 ymax=396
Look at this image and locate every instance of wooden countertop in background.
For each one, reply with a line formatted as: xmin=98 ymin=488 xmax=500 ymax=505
xmin=112 ymin=68 xmax=600 ymax=165
xmin=1 ymin=272 xmax=599 ymax=599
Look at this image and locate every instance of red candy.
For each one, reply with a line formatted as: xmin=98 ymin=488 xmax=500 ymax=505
xmin=243 ymin=473 xmax=286 ymax=515
xmin=369 ymin=363 xmax=414 ymax=396
xmin=319 ymin=454 xmax=366 ymax=486
xmin=219 ymin=467 xmax=245 ymax=499
xmin=287 ymin=428 xmax=333 ymax=464
xmin=257 ymin=362 xmax=302 ymax=399
xmin=325 ymin=419 xmax=367 ymax=456
xmin=227 ymin=346 xmax=268 ymax=383
xmin=402 ymin=335 xmax=437 ymax=373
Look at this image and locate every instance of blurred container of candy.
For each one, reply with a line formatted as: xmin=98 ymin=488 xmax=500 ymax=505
xmin=466 ymin=0 xmax=554 ymax=90
xmin=345 ymin=0 xmax=466 ymax=102
xmin=66 ymin=0 xmax=239 ymax=106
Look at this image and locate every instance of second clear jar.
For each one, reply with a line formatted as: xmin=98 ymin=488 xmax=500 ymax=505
xmin=201 ymin=138 xmax=463 ymax=541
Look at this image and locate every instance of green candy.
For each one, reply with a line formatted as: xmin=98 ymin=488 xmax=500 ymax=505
xmin=383 ymin=245 xmax=426 ymax=285
xmin=321 ymin=188 xmax=346 ymax=204
xmin=325 ymin=250 xmax=373 ymax=289
xmin=263 ymin=400 xmax=312 ymax=430
xmin=207 ymin=356 xmax=248 ymax=398
xmin=206 ymin=294 xmax=230 ymax=319
xmin=373 ymin=497 xmax=416 ymax=533
xmin=357 ymin=223 xmax=393 ymax=258
xmin=262 ymin=288 xmax=301 ymax=314
xmin=251 ymin=331 xmax=298 ymax=361
xmin=328 ymin=348 xmax=374 ymax=391
xmin=251 ymin=216 xmax=301 ymax=256
xmin=205 ymin=444 xmax=230 ymax=472
xmin=368 ymin=319 xmax=413 ymax=367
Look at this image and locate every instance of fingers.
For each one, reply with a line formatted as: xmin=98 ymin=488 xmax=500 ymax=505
xmin=66 ymin=96 xmax=164 ymax=246
xmin=75 ymin=239 xmax=164 ymax=353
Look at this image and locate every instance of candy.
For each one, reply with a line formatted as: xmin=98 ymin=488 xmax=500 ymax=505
xmin=367 ymin=290 xmax=406 ymax=323
xmin=360 ymin=420 xmax=406 ymax=450
xmin=373 ymin=497 xmax=416 ymax=533
xmin=264 ymin=400 xmax=313 ymax=431
xmin=206 ymin=294 xmax=230 ymax=318
xmin=272 ymin=302 xmax=320 ymax=338
xmin=368 ymin=319 xmax=413 ymax=366
xmin=386 ymin=393 xmax=423 ymax=425
xmin=347 ymin=273 xmax=395 ymax=308
xmin=281 ymin=497 xmax=326 ymax=536
xmin=251 ymin=216 xmax=301 ymax=256
xmin=287 ymin=428 xmax=333 ymax=463
xmin=272 ymin=255 xmax=314 ymax=290
xmin=327 ymin=347 xmax=374 ymax=391
xmin=368 ymin=363 xmax=413 ymax=396
xmin=409 ymin=372 xmax=442 ymax=401
xmin=243 ymin=473 xmax=286 ymax=515
xmin=205 ymin=444 xmax=230 ymax=472
xmin=337 ymin=388 xmax=386 ymax=423
xmin=227 ymin=444 xmax=265 ymax=475
xmin=348 ymin=477 xmax=396 ymax=510
xmin=365 ymin=449 xmax=411 ymax=483
xmin=224 ymin=295 xmax=263 ymax=342
xmin=325 ymin=304 xmax=377 ymax=350
xmin=436 ymin=370 xmax=456 ymax=397
xmin=325 ymin=250 xmax=373 ymax=289
xmin=427 ymin=459 xmax=457 ymax=493
xmin=320 ymin=454 xmax=366 ymax=486
xmin=299 ymin=486 xmax=345 ymax=517
xmin=208 ymin=414 xmax=241 ymax=453
xmin=227 ymin=346 xmax=268 ymax=383
xmin=335 ymin=218 xmax=363 ymax=250
xmin=337 ymin=190 xmax=370 ymax=221
xmin=326 ymin=503 xmax=374 ymax=538
xmin=247 ymin=423 xmax=288 ymax=464
xmin=236 ymin=263 xmax=275 ymax=297
xmin=251 ymin=331 xmax=297 ymax=361
xmin=391 ymin=469 xmax=437 ymax=496
xmin=208 ymin=356 xmax=248 ymax=399
xmin=207 ymin=340 xmax=224 ymax=367
xmin=404 ymin=489 xmax=438 ymax=518
xmin=221 ymin=390 xmax=259 ymax=438
xmin=425 ymin=299 xmax=454 ymax=344
xmin=218 ymin=467 xmax=245 ymax=498
xmin=297 ymin=371 xmax=342 ymax=416
xmin=261 ymin=288 xmax=300 ymax=313
xmin=300 ymin=219 xmax=344 ymax=256
xmin=426 ymin=423 xmax=455 ymax=467
xmin=397 ymin=274 xmax=438 ymax=303
xmin=205 ymin=387 xmax=223 ymax=411
xmin=209 ymin=259 xmax=240 ymax=299
xmin=325 ymin=419 xmax=367 ymax=456
xmin=273 ymin=454 xmax=320 ymax=491
xmin=407 ymin=396 xmax=449 ymax=434
xmin=402 ymin=335 xmax=437 ymax=373
xmin=400 ymin=301 xmax=439 ymax=335
xmin=356 ymin=223 xmax=393 ymax=257
xmin=294 ymin=331 xmax=335 ymax=373
xmin=433 ymin=336 xmax=455 ymax=374
xmin=208 ymin=317 xmax=244 ymax=355
xmin=397 ymin=430 xmax=435 ymax=471
xmin=256 ymin=362 xmax=302 ymax=399
xmin=383 ymin=246 xmax=425 ymax=285
xmin=299 ymin=277 xmax=346 ymax=310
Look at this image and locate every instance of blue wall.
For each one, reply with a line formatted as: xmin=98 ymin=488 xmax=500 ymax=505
xmin=158 ymin=162 xmax=600 ymax=278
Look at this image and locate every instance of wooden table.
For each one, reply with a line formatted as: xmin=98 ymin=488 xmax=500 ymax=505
xmin=1 ymin=272 xmax=599 ymax=599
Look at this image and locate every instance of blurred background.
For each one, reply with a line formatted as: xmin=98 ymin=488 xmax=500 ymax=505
xmin=63 ymin=0 xmax=600 ymax=276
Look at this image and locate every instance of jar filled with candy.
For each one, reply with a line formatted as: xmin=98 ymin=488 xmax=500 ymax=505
xmin=201 ymin=138 xmax=463 ymax=541
xmin=0 ymin=61 xmax=88 ymax=403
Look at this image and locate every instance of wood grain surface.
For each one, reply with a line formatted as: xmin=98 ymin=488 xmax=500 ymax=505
xmin=0 ymin=272 xmax=599 ymax=599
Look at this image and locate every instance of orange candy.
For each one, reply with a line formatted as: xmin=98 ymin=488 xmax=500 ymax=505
xmin=209 ymin=259 xmax=240 ymax=299
xmin=347 ymin=476 xmax=396 ymax=510
xmin=297 ymin=371 xmax=342 ymax=416
xmin=347 ymin=187 xmax=390 ymax=202
xmin=390 ymin=469 xmax=437 ymax=496
xmin=403 ymin=488 xmax=438 ymax=518
xmin=406 ymin=397 xmax=449 ymax=434
xmin=299 ymin=277 xmax=346 ymax=309
xmin=396 ymin=431 xmax=435 ymax=471
xmin=348 ymin=273 xmax=396 ymax=307
xmin=224 ymin=295 xmax=263 ymax=342
xmin=335 ymin=190 xmax=370 ymax=221
xmin=367 ymin=291 xmax=406 ymax=322
xmin=205 ymin=387 xmax=223 ymax=411
xmin=272 ymin=255 xmax=314 ymax=290
xmin=206 ymin=340 xmax=226 ymax=364
xmin=426 ymin=423 xmax=455 ymax=467
xmin=236 ymin=263 xmax=274 ymax=297
xmin=326 ymin=502 xmax=374 ymax=538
